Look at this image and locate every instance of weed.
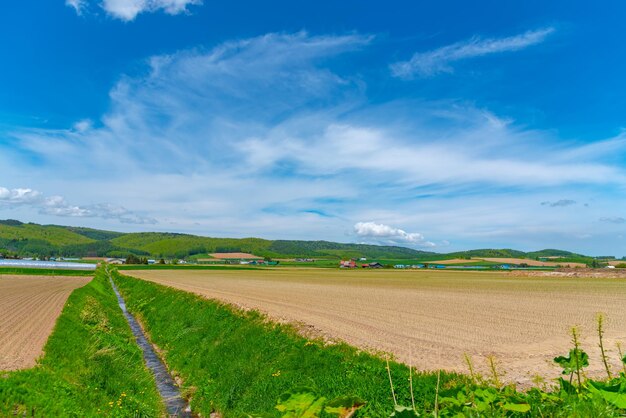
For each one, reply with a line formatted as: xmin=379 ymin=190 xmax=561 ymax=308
xmin=597 ymin=313 xmax=612 ymax=379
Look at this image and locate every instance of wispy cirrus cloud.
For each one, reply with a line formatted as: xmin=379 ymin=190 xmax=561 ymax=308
xmin=3 ymin=31 xmax=626 ymax=252
xmin=66 ymin=0 xmax=202 ymax=21
xmin=354 ymin=221 xmax=435 ymax=248
xmin=600 ymin=217 xmax=625 ymax=224
xmin=0 ymin=187 xmax=156 ymax=224
xmin=541 ymin=199 xmax=577 ymax=207
xmin=65 ymin=0 xmax=87 ymax=15
xmin=391 ymin=27 xmax=555 ymax=78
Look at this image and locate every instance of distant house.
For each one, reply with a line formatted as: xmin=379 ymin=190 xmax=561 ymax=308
xmin=359 ymin=257 xmax=367 ymax=261
xmin=361 ymin=262 xmax=383 ymax=268
xmin=340 ymin=260 xmax=357 ymax=268
xmin=106 ymin=258 xmax=125 ymax=265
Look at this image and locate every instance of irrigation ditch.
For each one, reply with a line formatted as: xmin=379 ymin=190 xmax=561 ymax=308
xmin=107 ymin=268 xmax=191 ymax=417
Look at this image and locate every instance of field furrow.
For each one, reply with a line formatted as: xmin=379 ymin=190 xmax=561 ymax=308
xmin=126 ymin=268 xmax=626 ymax=386
xmin=0 ymin=275 xmax=91 ymax=370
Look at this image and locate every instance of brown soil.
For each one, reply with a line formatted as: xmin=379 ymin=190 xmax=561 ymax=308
xmin=126 ymin=268 xmax=626 ymax=387
xmin=474 ymin=257 xmax=587 ymax=268
xmin=0 ymin=275 xmax=91 ymax=370
xmin=512 ymin=268 xmax=626 ymax=278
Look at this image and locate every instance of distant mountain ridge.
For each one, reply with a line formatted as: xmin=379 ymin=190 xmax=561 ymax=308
xmin=0 ymin=219 xmax=591 ymax=261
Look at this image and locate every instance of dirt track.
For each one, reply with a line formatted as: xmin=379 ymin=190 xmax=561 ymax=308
xmin=0 ymin=275 xmax=91 ymax=370
xmin=126 ymin=269 xmax=626 ymax=387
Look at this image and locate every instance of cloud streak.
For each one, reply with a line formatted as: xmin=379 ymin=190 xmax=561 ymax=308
xmin=391 ymin=27 xmax=555 ymax=78
xmin=599 ymin=217 xmax=625 ymax=224
xmin=0 ymin=187 xmax=156 ymax=224
xmin=541 ymin=199 xmax=577 ymax=207
xmin=65 ymin=0 xmax=87 ymax=15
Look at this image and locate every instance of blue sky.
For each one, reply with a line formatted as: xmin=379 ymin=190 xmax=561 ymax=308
xmin=1 ymin=1 xmax=625 ymax=255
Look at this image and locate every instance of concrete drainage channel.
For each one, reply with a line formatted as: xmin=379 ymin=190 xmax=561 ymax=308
xmin=107 ymin=269 xmax=191 ymax=417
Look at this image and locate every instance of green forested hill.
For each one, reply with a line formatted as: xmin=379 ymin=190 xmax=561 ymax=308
xmin=0 ymin=220 xmax=438 ymax=259
xmin=525 ymin=249 xmax=583 ymax=258
xmin=446 ymin=248 xmax=528 ymax=259
xmin=0 ymin=219 xmax=595 ymax=262
xmin=0 ymin=221 xmax=94 ymax=246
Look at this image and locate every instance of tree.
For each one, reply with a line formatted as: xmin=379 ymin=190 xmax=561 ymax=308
xmin=126 ymin=254 xmax=141 ymax=264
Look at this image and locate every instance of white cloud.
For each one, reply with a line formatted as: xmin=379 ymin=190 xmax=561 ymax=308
xmin=0 ymin=188 xmax=42 ymax=205
xmin=391 ymin=27 xmax=555 ymax=78
xmin=73 ymin=119 xmax=93 ymax=132
xmin=354 ymin=221 xmax=436 ymax=247
xmin=66 ymin=0 xmax=202 ymax=21
xmin=0 ymin=186 xmax=155 ymax=224
xmin=3 ymin=32 xmax=626 ymax=254
xmin=65 ymin=0 xmax=87 ymax=15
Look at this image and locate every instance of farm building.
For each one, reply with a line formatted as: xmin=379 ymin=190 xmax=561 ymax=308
xmin=362 ymin=262 xmax=383 ymax=268
xmin=340 ymin=260 xmax=357 ymax=268
xmin=248 ymin=260 xmax=279 ymax=266
xmin=394 ymin=264 xmax=425 ymax=269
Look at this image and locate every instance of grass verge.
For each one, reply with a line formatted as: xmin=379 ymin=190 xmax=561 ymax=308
xmin=112 ymin=270 xmax=467 ymax=417
xmin=0 ymin=269 xmax=163 ymax=417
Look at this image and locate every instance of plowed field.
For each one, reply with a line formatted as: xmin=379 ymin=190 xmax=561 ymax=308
xmin=0 ymin=275 xmax=91 ymax=370
xmin=126 ymin=269 xmax=626 ymax=386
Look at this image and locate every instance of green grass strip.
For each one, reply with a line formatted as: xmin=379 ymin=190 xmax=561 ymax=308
xmin=0 ymin=269 xmax=163 ymax=416
xmin=113 ymin=271 xmax=468 ymax=417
